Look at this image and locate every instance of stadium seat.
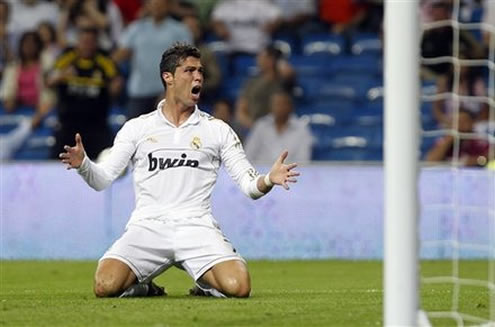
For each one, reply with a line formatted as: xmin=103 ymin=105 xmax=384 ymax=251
xmin=299 ymin=97 xmax=355 ymax=118
xmin=311 ymin=123 xmax=384 ymax=161
xmin=302 ymin=33 xmax=344 ymax=56
xmin=302 ymin=113 xmax=336 ymax=142
xmin=108 ymin=111 xmax=127 ymax=135
xmin=366 ymin=86 xmax=384 ymax=102
xmin=13 ymin=124 xmax=55 ymax=160
xmin=0 ymin=114 xmax=26 ymax=133
xmin=352 ymin=102 xmax=383 ymax=126
xmin=273 ymin=39 xmax=292 ymax=58
xmin=298 ymin=77 xmax=359 ymax=101
xmin=219 ymin=75 xmax=247 ymax=102
xmin=233 ymin=54 xmax=257 ymax=76
xmin=331 ymin=56 xmax=382 ymax=77
xmin=351 ymin=33 xmax=382 ymax=56
xmin=289 ymin=55 xmax=332 ymax=77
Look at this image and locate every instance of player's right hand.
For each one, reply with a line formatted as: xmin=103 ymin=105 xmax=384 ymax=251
xmin=59 ymin=133 xmax=85 ymax=169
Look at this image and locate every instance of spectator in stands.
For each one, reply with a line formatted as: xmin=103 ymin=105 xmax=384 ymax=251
xmin=212 ymin=98 xmax=232 ymax=123
xmin=245 ymin=90 xmax=313 ymax=164
xmin=6 ymin=0 xmax=59 ymax=49
xmin=319 ymin=0 xmax=368 ymax=35
xmin=47 ymin=27 xmax=122 ymax=160
xmin=433 ymin=61 xmax=489 ymax=128
xmin=482 ymin=0 xmax=495 ymax=48
xmin=169 ymin=0 xmax=199 ymax=21
xmin=426 ymin=109 xmax=490 ymax=166
xmin=272 ymin=0 xmax=318 ymax=40
xmin=38 ymin=21 xmax=60 ymax=77
xmin=112 ymin=0 xmax=192 ymax=119
xmin=0 ymin=0 xmax=13 ymax=80
xmin=212 ymin=97 xmax=243 ymax=136
xmin=57 ymin=0 xmax=124 ymax=52
xmin=234 ymin=45 xmax=287 ymax=134
xmin=0 ymin=31 xmax=54 ymax=115
xmin=182 ymin=13 xmax=221 ymax=103
xmin=211 ymin=0 xmax=282 ymax=55
xmin=185 ymin=0 xmax=220 ymax=27
xmin=421 ymin=0 xmax=485 ymax=77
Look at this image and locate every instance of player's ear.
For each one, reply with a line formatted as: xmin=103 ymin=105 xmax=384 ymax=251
xmin=162 ymin=72 xmax=174 ymax=87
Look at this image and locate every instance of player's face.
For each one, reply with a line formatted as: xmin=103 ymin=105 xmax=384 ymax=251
xmin=172 ymin=56 xmax=204 ymax=107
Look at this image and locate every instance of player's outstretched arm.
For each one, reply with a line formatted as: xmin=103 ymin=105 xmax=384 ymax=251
xmin=258 ymin=150 xmax=300 ymax=193
xmin=59 ymin=133 xmax=85 ymax=169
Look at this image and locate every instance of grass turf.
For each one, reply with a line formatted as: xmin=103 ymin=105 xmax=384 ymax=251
xmin=0 ymin=260 xmax=491 ymax=326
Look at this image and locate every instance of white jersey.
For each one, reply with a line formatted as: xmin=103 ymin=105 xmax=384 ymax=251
xmin=77 ymin=100 xmax=265 ymax=225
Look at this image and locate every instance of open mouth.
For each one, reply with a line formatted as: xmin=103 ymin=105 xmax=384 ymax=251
xmin=191 ymin=85 xmax=201 ymax=95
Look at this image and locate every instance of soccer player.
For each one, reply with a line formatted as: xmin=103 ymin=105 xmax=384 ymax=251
xmin=59 ymin=43 xmax=300 ymax=298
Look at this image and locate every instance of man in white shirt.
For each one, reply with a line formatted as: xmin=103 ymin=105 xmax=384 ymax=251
xmin=245 ymin=91 xmax=313 ymax=164
xmin=59 ymin=43 xmax=299 ymax=298
xmin=211 ymin=0 xmax=282 ymax=54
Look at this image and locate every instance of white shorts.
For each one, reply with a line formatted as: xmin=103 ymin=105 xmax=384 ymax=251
xmin=100 ymin=214 xmax=245 ymax=283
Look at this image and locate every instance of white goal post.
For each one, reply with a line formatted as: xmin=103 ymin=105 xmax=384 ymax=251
xmin=384 ymin=1 xmax=420 ymax=326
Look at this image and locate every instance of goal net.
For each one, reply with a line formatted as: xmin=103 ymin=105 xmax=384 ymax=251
xmin=419 ymin=0 xmax=495 ymax=325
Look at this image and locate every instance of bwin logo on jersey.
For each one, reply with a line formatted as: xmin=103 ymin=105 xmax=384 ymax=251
xmin=148 ymin=153 xmax=199 ymax=171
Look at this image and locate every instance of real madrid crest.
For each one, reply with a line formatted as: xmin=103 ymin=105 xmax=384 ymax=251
xmin=191 ymin=136 xmax=201 ymax=150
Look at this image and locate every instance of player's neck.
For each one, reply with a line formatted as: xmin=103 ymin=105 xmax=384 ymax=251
xmin=161 ymin=97 xmax=195 ymax=127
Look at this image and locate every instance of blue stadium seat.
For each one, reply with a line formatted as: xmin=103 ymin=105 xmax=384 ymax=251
xmin=298 ymin=77 xmax=358 ymax=100
xmin=331 ymin=56 xmax=382 ymax=77
xmin=302 ymin=113 xmax=335 ymax=142
xmin=351 ymin=33 xmax=382 ymax=57
xmin=0 ymin=114 xmax=26 ymax=133
xmin=310 ymin=121 xmax=384 ymax=161
xmin=302 ymin=33 xmax=344 ymax=56
xmin=298 ymin=102 xmax=354 ymax=126
xmin=219 ymin=75 xmax=247 ymax=102
xmin=289 ymin=55 xmax=332 ymax=77
xmin=273 ymin=39 xmax=293 ymax=58
xmin=352 ymin=102 xmax=383 ymax=126
xmin=13 ymin=123 xmax=55 ymax=160
xmin=233 ymin=54 xmax=257 ymax=76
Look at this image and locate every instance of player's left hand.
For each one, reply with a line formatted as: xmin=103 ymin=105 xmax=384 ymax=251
xmin=269 ymin=150 xmax=300 ymax=190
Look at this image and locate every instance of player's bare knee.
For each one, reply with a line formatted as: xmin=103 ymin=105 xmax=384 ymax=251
xmin=93 ymin=276 xmax=121 ymax=298
xmin=221 ymin=277 xmax=251 ymax=298
xmin=235 ymin=283 xmax=251 ymax=298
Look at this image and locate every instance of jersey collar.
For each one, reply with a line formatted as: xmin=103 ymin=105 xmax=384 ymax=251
xmin=157 ymin=100 xmax=200 ymax=128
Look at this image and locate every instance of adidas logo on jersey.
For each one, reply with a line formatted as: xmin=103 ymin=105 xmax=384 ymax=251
xmin=148 ymin=153 xmax=199 ymax=171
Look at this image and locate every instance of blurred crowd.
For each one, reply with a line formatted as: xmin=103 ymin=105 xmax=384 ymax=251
xmin=0 ymin=0 xmax=494 ymax=166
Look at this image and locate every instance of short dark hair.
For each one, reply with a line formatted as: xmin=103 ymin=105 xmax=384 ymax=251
xmin=159 ymin=42 xmax=201 ymax=89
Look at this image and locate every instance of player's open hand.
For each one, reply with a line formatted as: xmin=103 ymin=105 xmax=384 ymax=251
xmin=59 ymin=133 xmax=85 ymax=169
xmin=269 ymin=150 xmax=300 ymax=190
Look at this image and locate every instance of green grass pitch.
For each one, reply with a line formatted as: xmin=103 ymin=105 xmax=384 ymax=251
xmin=0 ymin=260 xmax=491 ymax=326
